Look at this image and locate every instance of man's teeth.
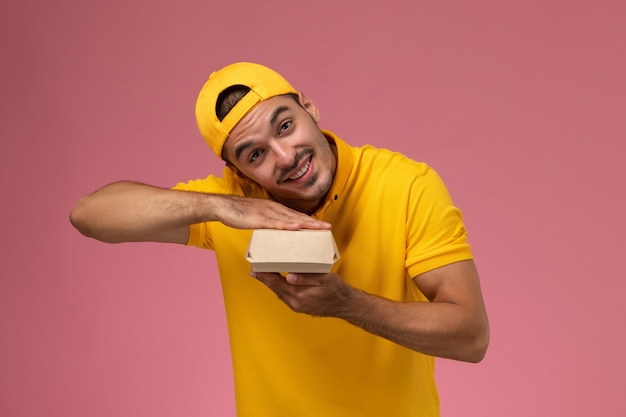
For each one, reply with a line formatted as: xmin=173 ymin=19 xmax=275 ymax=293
xmin=289 ymin=158 xmax=311 ymax=180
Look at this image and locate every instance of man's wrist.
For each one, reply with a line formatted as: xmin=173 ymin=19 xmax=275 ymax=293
xmin=335 ymin=285 xmax=375 ymax=325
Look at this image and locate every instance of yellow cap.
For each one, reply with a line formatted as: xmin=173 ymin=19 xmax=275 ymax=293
xmin=195 ymin=62 xmax=297 ymax=159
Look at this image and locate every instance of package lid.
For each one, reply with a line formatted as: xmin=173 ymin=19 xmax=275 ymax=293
xmin=246 ymin=229 xmax=340 ymax=273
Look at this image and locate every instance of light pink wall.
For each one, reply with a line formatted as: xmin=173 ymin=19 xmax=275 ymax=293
xmin=1 ymin=1 xmax=625 ymax=416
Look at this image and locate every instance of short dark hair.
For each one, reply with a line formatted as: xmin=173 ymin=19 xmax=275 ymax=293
xmin=216 ymin=85 xmax=251 ymax=122
xmin=216 ymin=86 xmax=301 ymax=122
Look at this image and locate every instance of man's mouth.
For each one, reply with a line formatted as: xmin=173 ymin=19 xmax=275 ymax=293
xmin=287 ymin=155 xmax=312 ymax=181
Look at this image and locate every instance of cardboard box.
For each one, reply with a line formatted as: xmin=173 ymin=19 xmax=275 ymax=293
xmin=246 ymin=229 xmax=340 ymax=273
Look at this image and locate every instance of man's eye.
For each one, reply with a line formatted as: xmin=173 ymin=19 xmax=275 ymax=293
xmin=279 ymin=121 xmax=292 ymax=133
xmin=249 ymin=150 xmax=263 ymax=162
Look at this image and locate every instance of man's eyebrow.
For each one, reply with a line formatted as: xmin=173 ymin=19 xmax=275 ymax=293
xmin=234 ymin=140 xmax=254 ymax=161
xmin=270 ymin=106 xmax=290 ymax=127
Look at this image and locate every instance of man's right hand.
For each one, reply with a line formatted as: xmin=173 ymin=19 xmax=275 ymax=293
xmin=210 ymin=194 xmax=331 ymax=231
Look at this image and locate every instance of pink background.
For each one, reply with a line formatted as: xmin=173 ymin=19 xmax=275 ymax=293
xmin=1 ymin=0 xmax=625 ymax=416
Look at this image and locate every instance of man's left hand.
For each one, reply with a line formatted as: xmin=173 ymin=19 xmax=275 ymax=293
xmin=249 ymin=271 xmax=354 ymax=317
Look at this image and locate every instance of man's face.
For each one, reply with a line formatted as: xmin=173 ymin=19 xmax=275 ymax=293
xmin=222 ymin=93 xmax=337 ymax=214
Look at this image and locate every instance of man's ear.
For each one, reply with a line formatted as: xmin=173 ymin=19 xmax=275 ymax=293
xmin=226 ymin=162 xmax=246 ymax=179
xmin=226 ymin=162 xmax=259 ymax=187
xmin=297 ymin=91 xmax=320 ymax=123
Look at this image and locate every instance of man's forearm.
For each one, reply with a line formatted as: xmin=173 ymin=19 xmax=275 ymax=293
xmin=338 ymin=287 xmax=489 ymax=363
xmin=69 ymin=181 xmax=208 ymax=244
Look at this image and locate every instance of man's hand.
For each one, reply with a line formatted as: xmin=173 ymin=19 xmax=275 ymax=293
xmin=213 ymin=195 xmax=331 ymax=231
xmin=249 ymin=271 xmax=354 ymax=317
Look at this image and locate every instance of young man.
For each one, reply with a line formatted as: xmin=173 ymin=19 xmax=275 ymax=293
xmin=70 ymin=62 xmax=489 ymax=417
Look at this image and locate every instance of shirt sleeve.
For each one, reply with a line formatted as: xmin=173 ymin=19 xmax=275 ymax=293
xmin=404 ymin=165 xmax=473 ymax=278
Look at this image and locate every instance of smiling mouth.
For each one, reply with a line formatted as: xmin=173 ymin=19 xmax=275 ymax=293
xmin=287 ymin=156 xmax=312 ymax=181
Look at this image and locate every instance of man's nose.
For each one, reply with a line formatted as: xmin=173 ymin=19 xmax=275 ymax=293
xmin=270 ymin=140 xmax=295 ymax=167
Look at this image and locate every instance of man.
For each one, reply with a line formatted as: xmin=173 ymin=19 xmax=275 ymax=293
xmin=70 ymin=62 xmax=489 ymax=417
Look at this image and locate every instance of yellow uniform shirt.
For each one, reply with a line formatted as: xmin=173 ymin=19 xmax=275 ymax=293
xmin=174 ymin=131 xmax=472 ymax=417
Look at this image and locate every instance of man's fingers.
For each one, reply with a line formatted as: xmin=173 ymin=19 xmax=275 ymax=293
xmin=251 ymin=271 xmax=322 ymax=291
xmin=285 ymin=273 xmax=299 ymax=284
xmin=266 ymin=207 xmax=331 ymax=229
xmin=249 ymin=271 xmax=284 ymax=288
xmin=220 ymin=195 xmax=331 ymax=230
